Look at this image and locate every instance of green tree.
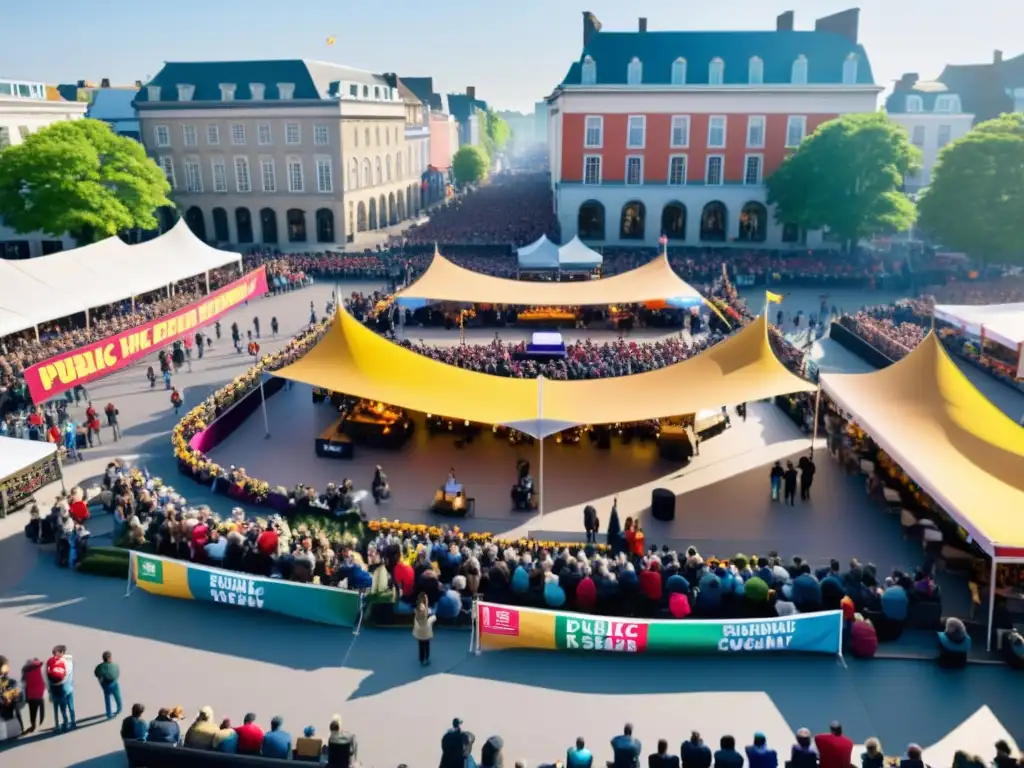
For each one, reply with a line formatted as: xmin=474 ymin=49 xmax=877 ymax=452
xmin=0 ymin=118 xmax=172 ymax=243
xmin=452 ymin=145 xmax=490 ymax=187
xmin=917 ymin=113 xmax=1024 ymax=264
xmin=766 ymin=112 xmax=919 ymax=252
xmin=481 ymin=109 xmax=511 ymax=156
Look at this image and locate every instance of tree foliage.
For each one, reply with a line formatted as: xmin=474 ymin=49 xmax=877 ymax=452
xmin=482 ymin=109 xmax=511 ymax=156
xmin=452 ymin=145 xmax=490 ymax=187
xmin=766 ymin=112 xmax=919 ymax=251
xmin=917 ymin=113 xmax=1024 ymax=264
xmin=0 ymin=118 xmax=172 ymax=243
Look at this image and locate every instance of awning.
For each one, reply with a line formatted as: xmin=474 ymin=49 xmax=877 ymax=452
xmin=397 ymin=251 xmax=705 ymax=307
xmin=934 ymin=303 xmax=1024 ymax=350
xmin=558 ymin=236 xmax=603 ymax=270
xmin=0 ymin=435 xmax=57 ymax=485
xmin=820 ymin=333 xmax=1024 ymax=556
xmin=516 ymin=236 xmax=560 ymax=270
xmin=273 ymin=309 xmax=814 ymax=438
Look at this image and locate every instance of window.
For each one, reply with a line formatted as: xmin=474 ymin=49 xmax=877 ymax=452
xmin=937 ymin=124 xmax=952 ymax=148
xmin=287 ymin=157 xmax=304 ymax=192
xmin=583 ymin=155 xmax=601 ymax=185
xmin=261 ymin=158 xmax=276 ymax=192
xmin=0 ymin=127 xmax=9 ymax=150
xmin=744 ymin=155 xmax=763 ymax=185
xmin=374 ymin=86 xmax=381 ymax=100
xmin=158 ymin=156 xmax=176 ymax=189
xmin=206 ymin=124 xmax=220 ymax=145
xmin=905 ymin=95 xmax=923 ymax=113
xmin=314 ymin=124 xmax=329 ymax=146
xmin=627 ymin=57 xmax=643 ymax=85
xmin=285 ymin=123 xmax=301 ymax=145
xmin=748 ymin=57 xmax=764 ymax=85
xmin=147 ymin=85 xmax=161 ymax=102
xmin=746 ymin=116 xmax=766 ymax=148
xmin=277 ymin=82 xmax=295 ymax=100
xmin=154 ymin=125 xmax=170 ymax=147
xmin=211 ymin=158 xmax=227 ymax=192
xmin=627 ymin=115 xmax=645 ymax=148
xmin=386 ymin=155 xmax=392 ymax=180
xmin=670 ymin=115 xmax=690 ymax=148
xmin=219 ymin=83 xmax=236 ymax=101
xmin=184 ymin=159 xmax=203 ymax=193
xmin=177 ymin=84 xmax=195 ymax=101
xmin=668 ymin=155 xmax=687 ymax=185
xmin=791 ymin=55 xmax=808 ymax=85
xmin=786 ymin=116 xmax=807 ymax=148
xmin=375 ymin=127 xmax=380 ymax=145
xmin=231 ymin=123 xmax=246 ymax=145
xmin=249 ymin=83 xmax=265 ymax=100
xmin=625 ymin=156 xmax=643 ymax=185
xmin=708 ymin=58 xmax=724 ymax=85
xmin=911 ymin=125 xmax=926 ymax=147
xmin=17 ymin=126 xmax=29 ymax=140
xmin=707 ymin=116 xmax=726 ymax=148
xmin=706 ymin=156 xmax=723 ymax=186
xmin=671 ymin=58 xmax=687 ymax=85
xmin=935 ymin=95 xmax=960 ymax=113
xmin=234 ymin=157 xmax=251 ymax=192
xmin=385 ymin=128 xmax=390 ymax=146
xmin=581 ymin=56 xmax=597 ymax=85
xmin=584 ymin=116 xmax=603 ymax=148
xmin=842 ymin=54 xmax=858 ymax=85
xmin=256 ymin=124 xmax=272 ymax=145
xmin=182 ymin=124 xmax=197 ymax=147
xmin=316 ymin=158 xmax=333 ymax=193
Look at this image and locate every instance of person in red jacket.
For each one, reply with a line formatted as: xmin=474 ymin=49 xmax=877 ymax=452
xmin=638 ymin=561 xmax=663 ymax=602
xmin=575 ymin=575 xmax=597 ymax=612
xmin=21 ymin=658 xmax=46 ymax=733
xmin=814 ymin=722 xmax=854 ymax=768
xmin=170 ymin=388 xmax=182 ymax=415
xmin=235 ymin=712 xmax=265 ymax=755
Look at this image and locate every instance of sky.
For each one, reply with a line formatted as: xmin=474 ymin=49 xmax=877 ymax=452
xmin=4 ymin=0 xmax=1019 ymax=113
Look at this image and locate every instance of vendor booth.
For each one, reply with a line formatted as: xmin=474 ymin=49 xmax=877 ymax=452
xmin=0 ymin=437 xmax=64 ymax=517
xmin=933 ymin=302 xmax=1024 ymax=378
xmin=558 ymin=236 xmax=603 ymax=274
xmin=516 ymin=235 xmax=560 ymax=274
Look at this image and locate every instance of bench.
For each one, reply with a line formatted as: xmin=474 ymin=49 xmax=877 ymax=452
xmin=123 ymin=740 xmax=301 ymax=767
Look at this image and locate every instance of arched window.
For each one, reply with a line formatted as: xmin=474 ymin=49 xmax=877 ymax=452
xmin=738 ymin=202 xmax=767 ymax=243
xmin=386 ymin=155 xmax=393 ymax=181
xmin=235 ymin=207 xmax=253 ymax=244
xmin=661 ymin=203 xmax=687 ymax=241
xmin=627 ymin=57 xmax=643 ymax=85
xmin=362 ymin=160 xmax=371 ymax=187
xmin=791 ymin=55 xmax=808 ymax=85
xmin=349 ymin=159 xmax=359 ymax=190
xmin=935 ymin=94 xmax=961 ymax=113
xmin=708 ymin=58 xmax=725 ymax=86
xmin=699 ymin=201 xmax=727 ymax=242
xmin=619 ymin=201 xmax=645 ymax=240
xmin=286 ymin=209 xmax=307 ymax=243
xmin=184 ymin=207 xmax=207 ymax=241
xmin=396 ymin=153 xmax=404 ymax=180
xmin=905 ymin=95 xmax=924 ymax=113
xmin=581 ymin=55 xmax=597 ymax=85
xmin=368 ymin=198 xmax=378 ymax=229
xmin=671 ymin=58 xmax=687 ymax=85
xmin=748 ymin=57 xmax=764 ymax=85
xmin=356 ymin=201 xmax=367 ymax=232
xmin=211 ymin=207 xmax=229 ymax=242
xmin=315 ymin=208 xmax=334 ymax=243
xmin=843 ymin=54 xmax=858 ymax=85
xmin=374 ymin=157 xmax=383 ymax=185
xmin=577 ymin=200 xmax=605 ymax=241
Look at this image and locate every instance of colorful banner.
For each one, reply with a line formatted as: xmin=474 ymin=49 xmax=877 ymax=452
xmin=477 ymin=602 xmax=842 ymax=656
xmin=130 ymin=551 xmax=361 ymax=628
xmin=24 ymin=267 xmax=268 ymax=403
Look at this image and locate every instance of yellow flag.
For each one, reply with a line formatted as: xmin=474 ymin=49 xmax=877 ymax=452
xmin=766 ymin=290 xmax=783 ymax=304
xmin=326 ymin=36 xmax=336 ymax=45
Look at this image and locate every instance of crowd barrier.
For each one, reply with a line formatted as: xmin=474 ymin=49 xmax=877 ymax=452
xmin=475 ymin=601 xmax=843 ymax=657
xmin=127 ymin=551 xmax=362 ymax=628
xmin=828 ymin=321 xmax=894 ymax=370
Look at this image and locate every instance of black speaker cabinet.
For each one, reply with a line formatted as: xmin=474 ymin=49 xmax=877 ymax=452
xmin=651 ymin=488 xmax=675 ymax=522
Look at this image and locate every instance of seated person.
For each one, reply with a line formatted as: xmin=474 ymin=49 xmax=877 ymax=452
xmin=261 ymin=716 xmax=292 ymax=759
xmin=183 ymin=706 xmax=218 ymax=750
xmin=650 ymin=739 xmax=681 ymax=768
xmin=610 ymin=723 xmax=642 ymax=768
xmin=937 ymin=617 xmax=971 ymax=669
xmin=327 ymin=714 xmax=357 ymax=768
xmin=146 ymin=707 xmax=182 ymax=744
xmin=790 ymin=729 xmax=818 ymax=768
xmin=294 ymin=725 xmax=322 ymax=762
xmin=899 ymin=744 xmax=928 ymax=768
xmin=745 ymin=733 xmax=777 ymax=768
xmin=567 ymin=737 xmax=594 ymax=768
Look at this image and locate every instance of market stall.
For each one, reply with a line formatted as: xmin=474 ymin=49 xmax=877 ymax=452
xmin=516 ymin=235 xmax=560 ymax=273
xmin=0 ymin=437 xmax=63 ymax=517
xmin=934 ymin=302 xmax=1024 ymax=378
xmin=558 ymin=236 xmax=603 ymax=274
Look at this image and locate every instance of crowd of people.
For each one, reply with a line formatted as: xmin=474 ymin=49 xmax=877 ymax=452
xmin=836 ymin=307 xmax=928 ymax=361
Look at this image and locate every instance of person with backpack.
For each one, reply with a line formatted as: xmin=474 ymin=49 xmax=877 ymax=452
xmin=170 ymin=388 xmax=183 ymax=415
xmin=105 ymin=403 xmax=121 ymax=441
xmin=46 ymin=645 xmax=75 ymax=733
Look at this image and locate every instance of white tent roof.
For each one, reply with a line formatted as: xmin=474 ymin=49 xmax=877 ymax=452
xmin=558 ymin=236 xmax=603 ymax=269
xmin=516 ymin=235 xmax=560 ymax=270
xmin=934 ymin=302 xmax=1024 ymax=350
xmin=0 ymin=220 xmax=243 ymax=338
xmin=0 ymin=435 xmax=56 ymax=484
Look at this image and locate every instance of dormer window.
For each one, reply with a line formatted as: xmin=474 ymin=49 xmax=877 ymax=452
xmin=708 ymin=58 xmax=725 ymax=86
xmin=748 ymin=57 xmax=764 ymax=85
xmin=374 ymin=86 xmax=381 ymax=100
xmin=349 ymin=84 xmax=359 ymax=98
xmin=842 ymin=54 xmax=859 ymax=85
xmin=249 ymin=83 xmax=265 ymax=100
xmin=177 ymin=84 xmax=195 ymax=101
xmin=627 ymin=57 xmax=643 ymax=85
xmin=277 ymin=82 xmax=295 ymax=100
xmin=147 ymin=85 xmax=161 ymax=102
xmin=671 ymin=58 xmax=687 ymax=85
xmin=934 ymin=94 xmax=960 ymax=113
xmin=581 ymin=56 xmax=597 ymax=85
xmin=362 ymin=85 xmax=369 ymax=98
xmin=791 ymin=55 xmax=808 ymax=85
xmin=219 ymin=83 xmax=236 ymax=101
xmin=905 ymin=95 xmax=923 ymax=112
xmin=392 ymin=87 xmax=399 ymax=100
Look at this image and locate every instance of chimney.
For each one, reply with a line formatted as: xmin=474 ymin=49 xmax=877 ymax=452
xmin=814 ymin=8 xmax=860 ymax=44
xmin=896 ymin=72 xmax=919 ymax=91
xmin=776 ymin=11 xmax=794 ymax=31
xmin=638 ymin=17 xmax=647 ymax=33
xmin=582 ymin=11 xmax=602 ymax=47
xmin=994 ymin=50 xmax=1003 ymax=64
xmin=134 ymin=80 xmax=143 ymax=89
xmin=466 ymin=86 xmax=476 ymax=100
xmin=100 ymin=77 xmax=110 ymax=88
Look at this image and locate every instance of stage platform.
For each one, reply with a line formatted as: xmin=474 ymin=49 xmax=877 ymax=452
xmin=316 ymin=415 xmax=354 ymax=459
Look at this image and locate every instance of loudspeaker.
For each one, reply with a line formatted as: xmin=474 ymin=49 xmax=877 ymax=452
xmin=651 ymin=488 xmax=675 ymax=522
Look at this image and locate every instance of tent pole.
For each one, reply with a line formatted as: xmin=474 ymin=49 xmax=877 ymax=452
xmin=205 ymin=270 xmax=210 ymax=295
xmin=260 ymin=374 xmax=271 ymax=439
xmin=131 ymin=296 xmax=136 ymax=313
xmin=537 ymin=377 xmax=545 ymax=517
xmin=34 ymin=325 xmax=39 ymax=342
xmin=85 ymin=309 xmax=90 ymax=332
xmin=986 ymin=556 xmax=998 ymax=652
xmin=810 ymin=386 xmax=822 ymax=449
xmin=1017 ymin=342 xmax=1024 ymax=381
xmin=979 ymin=325 xmax=986 ymax=365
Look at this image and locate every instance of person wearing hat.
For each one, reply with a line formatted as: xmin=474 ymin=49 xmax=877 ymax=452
xmin=184 ymin=706 xmax=218 ymax=750
xmin=295 ymin=725 xmax=322 ymax=762
xmin=745 ymin=732 xmax=778 ymax=768
xmin=993 ymin=740 xmax=1019 ymax=768
xmin=441 ymin=718 xmax=471 ymax=768
xmin=789 ymin=729 xmax=818 ymax=768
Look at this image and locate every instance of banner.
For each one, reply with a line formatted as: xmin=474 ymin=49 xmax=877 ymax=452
xmin=24 ymin=267 xmax=268 ymax=403
xmin=130 ymin=551 xmax=361 ymax=628
xmin=477 ymin=602 xmax=842 ymax=656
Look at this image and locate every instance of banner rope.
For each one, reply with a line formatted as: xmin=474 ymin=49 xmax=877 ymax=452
xmin=337 ymin=591 xmax=367 ymax=669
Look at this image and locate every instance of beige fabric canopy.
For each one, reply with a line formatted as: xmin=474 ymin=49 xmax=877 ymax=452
xmin=395 ymin=251 xmax=705 ymax=306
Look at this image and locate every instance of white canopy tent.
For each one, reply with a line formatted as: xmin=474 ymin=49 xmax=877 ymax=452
xmin=516 ymin=235 xmax=560 ymax=271
xmin=0 ymin=219 xmax=243 ymax=338
xmin=0 ymin=436 xmax=62 ymax=514
xmin=558 ymin=236 xmax=603 ymax=271
xmin=933 ymin=303 xmax=1024 ymax=350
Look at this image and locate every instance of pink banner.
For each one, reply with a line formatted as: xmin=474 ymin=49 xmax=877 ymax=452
xmin=24 ymin=267 xmax=268 ymax=403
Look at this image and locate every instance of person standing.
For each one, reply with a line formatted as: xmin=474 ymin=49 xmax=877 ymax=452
xmin=769 ymin=462 xmax=784 ymax=501
xmin=46 ymin=645 xmax=75 ymax=733
xmin=20 ymin=658 xmax=46 ymax=734
xmin=195 ymin=332 xmax=205 ymax=360
xmin=783 ymin=462 xmax=798 ymax=507
xmin=798 ymin=455 xmax=816 ymax=501
xmin=214 ymin=320 xmax=222 ymax=340
xmin=583 ymin=505 xmax=599 ymax=544
xmin=270 ymin=317 xmax=279 ymax=337
xmin=413 ymin=592 xmax=436 ymax=666
xmin=105 ymin=402 xmax=121 ymax=441
xmin=170 ymin=388 xmax=183 ymax=415
xmin=231 ymin=322 xmax=241 ymax=354
xmin=253 ymin=316 xmax=261 ymax=339
xmin=93 ymin=650 xmax=122 ymax=719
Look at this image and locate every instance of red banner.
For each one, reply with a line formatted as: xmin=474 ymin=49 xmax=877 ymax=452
xmin=24 ymin=267 xmax=268 ymax=403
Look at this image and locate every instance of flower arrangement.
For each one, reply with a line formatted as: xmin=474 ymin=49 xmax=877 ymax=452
xmin=367 ymin=518 xmax=611 ymax=554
